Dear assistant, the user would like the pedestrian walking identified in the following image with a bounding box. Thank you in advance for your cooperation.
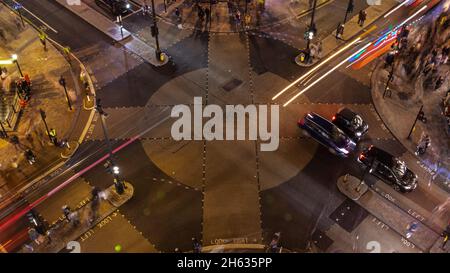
[142,0,150,15]
[175,7,181,22]
[14,16,23,31]
[435,76,444,90]
[68,210,80,227]
[441,224,450,250]
[406,222,419,238]
[198,6,205,21]
[49,128,58,146]
[62,205,71,222]
[205,7,210,24]
[38,31,47,51]
[358,10,367,27]
[415,134,430,156]
[0,28,7,42]
[268,232,281,253]
[192,237,202,253]
[235,10,242,29]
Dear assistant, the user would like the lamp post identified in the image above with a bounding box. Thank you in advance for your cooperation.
[14,3,25,28]
[59,76,73,110]
[343,0,354,24]
[11,54,23,77]
[306,0,317,52]
[39,109,52,143]
[407,105,424,140]
[96,99,125,194]
[150,0,162,62]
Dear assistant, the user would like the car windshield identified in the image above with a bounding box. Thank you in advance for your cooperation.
[331,127,348,146]
[392,159,407,178]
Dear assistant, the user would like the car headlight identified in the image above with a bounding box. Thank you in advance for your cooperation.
[338,148,349,154]
[126,3,131,9]
[356,132,362,137]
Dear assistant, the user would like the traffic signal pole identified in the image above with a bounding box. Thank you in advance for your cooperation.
[96,99,125,194]
[407,105,424,140]
[306,0,317,52]
[151,0,162,61]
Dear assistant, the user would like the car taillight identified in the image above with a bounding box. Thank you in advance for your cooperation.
[298,119,304,126]
[359,154,365,161]
[332,116,336,121]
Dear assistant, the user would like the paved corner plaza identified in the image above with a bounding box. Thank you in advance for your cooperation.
[0,0,449,254]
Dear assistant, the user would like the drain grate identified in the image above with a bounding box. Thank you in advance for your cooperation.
[222,78,243,92]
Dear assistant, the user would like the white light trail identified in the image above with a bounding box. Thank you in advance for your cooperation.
[272,37,362,100]
[283,43,372,107]
[384,0,411,18]
[398,5,428,27]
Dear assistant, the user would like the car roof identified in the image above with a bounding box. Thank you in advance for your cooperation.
[338,108,357,120]
[367,146,395,166]
[305,112,334,131]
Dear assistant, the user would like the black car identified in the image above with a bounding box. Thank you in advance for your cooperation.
[357,146,418,192]
[332,108,368,141]
[95,0,131,16]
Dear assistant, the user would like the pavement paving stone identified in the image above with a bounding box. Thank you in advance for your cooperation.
[141,138,204,189]
[54,0,131,41]
[75,43,144,89]
[147,69,208,106]
[86,106,172,141]
[82,140,203,252]
[208,33,252,105]
[203,140,262,246]
[35,176,93,226]
[70,211,158,253]
[0,5,90,204]
[258,138,318,191]
[355,188,441,251]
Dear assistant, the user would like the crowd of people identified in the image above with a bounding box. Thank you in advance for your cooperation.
[388,7,450,140]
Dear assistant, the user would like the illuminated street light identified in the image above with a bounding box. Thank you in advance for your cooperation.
[113,166,120,175]
[11,54,23,77]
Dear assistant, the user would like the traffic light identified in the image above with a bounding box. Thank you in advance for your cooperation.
[418,110,425,122]
[59,76,66,87]
[26,210,38,227]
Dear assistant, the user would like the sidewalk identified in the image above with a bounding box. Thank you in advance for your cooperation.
[296,0,398,67]
[0,6,77,199]
[338,179,442,252]
[372,61,450,194]
[20,182,133,253]
[133,0,330,33]
[0,3,96,212]
[54,0,169,67]
[370,1,450,194]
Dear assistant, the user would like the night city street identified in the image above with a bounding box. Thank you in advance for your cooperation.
[0,0,450,260]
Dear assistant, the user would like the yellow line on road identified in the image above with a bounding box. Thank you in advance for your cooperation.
[359,25,377,39]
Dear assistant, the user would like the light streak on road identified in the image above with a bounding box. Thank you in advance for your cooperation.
[283,43,371,107]
[0,114,170,233]
[11,0,58,33]
[272,38,362,100]
[384,0,412,18]
[398,4,428,27]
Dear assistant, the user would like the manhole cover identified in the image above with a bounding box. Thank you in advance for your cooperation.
[222,78,243,92]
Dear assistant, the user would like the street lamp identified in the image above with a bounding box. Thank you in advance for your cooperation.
[96,99,126,194]
[150,0,163,62]
[11,54,23,77]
